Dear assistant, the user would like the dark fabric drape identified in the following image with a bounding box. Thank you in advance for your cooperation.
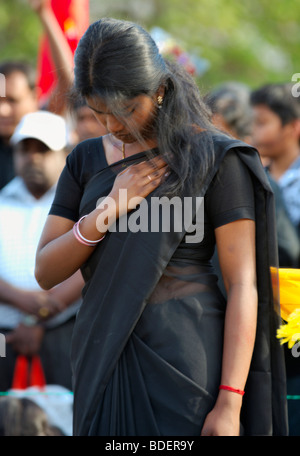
[70,133,288,436]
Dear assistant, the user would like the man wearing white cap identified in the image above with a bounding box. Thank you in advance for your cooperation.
[0,111,83,393]
[9,111,68,199]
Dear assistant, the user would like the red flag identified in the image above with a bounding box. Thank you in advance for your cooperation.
[36,0,89,105]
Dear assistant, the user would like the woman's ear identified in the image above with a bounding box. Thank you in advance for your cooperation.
[157,85,165,98]
[155,85,165,108]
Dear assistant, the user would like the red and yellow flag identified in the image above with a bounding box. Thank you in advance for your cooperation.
[36,0,89,105]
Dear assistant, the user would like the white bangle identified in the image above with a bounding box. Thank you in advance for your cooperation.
[73,215,105,247]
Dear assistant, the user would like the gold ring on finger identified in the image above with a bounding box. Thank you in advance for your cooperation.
[38,306,50,318]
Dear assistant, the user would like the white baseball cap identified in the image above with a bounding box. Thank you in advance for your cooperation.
[10,110,67,151]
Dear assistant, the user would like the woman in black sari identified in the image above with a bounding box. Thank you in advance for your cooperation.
[35,18,288,436]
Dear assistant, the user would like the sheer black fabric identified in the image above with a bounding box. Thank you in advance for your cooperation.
[49,133,288,436]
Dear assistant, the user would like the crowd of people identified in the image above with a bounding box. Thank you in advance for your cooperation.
[0,0,299,437]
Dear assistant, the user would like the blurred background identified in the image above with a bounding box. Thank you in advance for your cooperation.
[1,0,299,94]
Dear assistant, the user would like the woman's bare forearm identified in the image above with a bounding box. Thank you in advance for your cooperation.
[214,220,257,397]
[35,205,115,290]
[201,281,258,436]
[220,282,258,392]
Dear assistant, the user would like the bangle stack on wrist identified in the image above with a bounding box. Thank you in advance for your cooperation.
[73,215,105,247]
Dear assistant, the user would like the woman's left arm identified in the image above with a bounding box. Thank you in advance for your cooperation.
[201,218,258,436]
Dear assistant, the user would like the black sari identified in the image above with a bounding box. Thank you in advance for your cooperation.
[57,133,288,436]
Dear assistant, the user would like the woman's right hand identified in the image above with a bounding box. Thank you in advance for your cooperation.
[35,156,169,290]
[107,156,169,218]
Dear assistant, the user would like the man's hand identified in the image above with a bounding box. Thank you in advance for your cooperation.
[6,324,45,356]
[14,289,66,321]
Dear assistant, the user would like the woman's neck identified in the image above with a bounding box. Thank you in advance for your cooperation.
[103,134,157,165]
[109,134,156,155]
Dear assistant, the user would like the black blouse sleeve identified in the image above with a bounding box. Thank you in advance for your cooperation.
[205,149,255,228]
[49,137,107,222]
[49,149,83,222]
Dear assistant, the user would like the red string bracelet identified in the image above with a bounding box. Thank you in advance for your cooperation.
[219,385,245,396]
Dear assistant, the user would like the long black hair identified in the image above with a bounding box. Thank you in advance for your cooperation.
[73,18,218,197]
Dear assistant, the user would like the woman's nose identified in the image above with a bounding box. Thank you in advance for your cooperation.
[105,114,123,134]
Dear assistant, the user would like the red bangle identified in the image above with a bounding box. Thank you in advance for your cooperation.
[219,385,245,396]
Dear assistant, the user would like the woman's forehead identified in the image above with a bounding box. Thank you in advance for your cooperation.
[86,94,151,114]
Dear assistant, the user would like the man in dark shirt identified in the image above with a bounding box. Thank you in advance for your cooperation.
[0,61,39,189]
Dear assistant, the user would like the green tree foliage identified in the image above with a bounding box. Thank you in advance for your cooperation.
[1,0,299,92]
[152,0,300,91]
[0,0,42,66]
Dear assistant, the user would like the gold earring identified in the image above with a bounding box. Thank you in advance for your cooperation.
[157,95,163,108]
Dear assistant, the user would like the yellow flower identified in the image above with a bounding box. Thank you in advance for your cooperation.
[277,308,300,349]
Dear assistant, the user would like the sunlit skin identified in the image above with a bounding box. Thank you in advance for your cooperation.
[251,104,300,179]
[86,95,156,140]
[86,91,164,151]
[0,72,38,141]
